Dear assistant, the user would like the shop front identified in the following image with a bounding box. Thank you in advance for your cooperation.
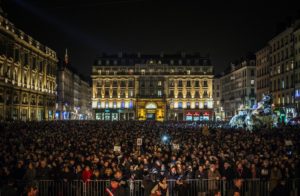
[184,110,213,121]
[95,109,134,120]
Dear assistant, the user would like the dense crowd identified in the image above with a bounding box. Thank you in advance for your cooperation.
[0,120,299,195]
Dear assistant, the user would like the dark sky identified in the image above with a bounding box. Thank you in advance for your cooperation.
[2,0,300,77]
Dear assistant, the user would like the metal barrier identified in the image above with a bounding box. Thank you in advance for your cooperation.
[0,179,299,196]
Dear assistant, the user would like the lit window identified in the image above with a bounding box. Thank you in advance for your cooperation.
[129,100,133,108]
[158,90,162,97]
[282,80,285,89]
[251,80,255,85]
[129,90,134,97]
[187,70,191,75]
[141,69,145,75]
[158,81,162,86]
[121,101,125,108]
[178,102,182,109]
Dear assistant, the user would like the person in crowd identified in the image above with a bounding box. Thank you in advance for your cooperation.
[23,162,36,183]
[150,176,169,196]
[82,165,93,183]
[228,178,243,196]
[105,178,126,196]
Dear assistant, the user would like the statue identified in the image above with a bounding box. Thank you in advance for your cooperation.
[229,94,277,131]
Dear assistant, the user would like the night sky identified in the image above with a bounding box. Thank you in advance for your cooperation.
[2,0,300,77]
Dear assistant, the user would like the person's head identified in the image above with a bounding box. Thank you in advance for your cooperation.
[105,168,113,176]
[234,178,243,189]
[94,169,100,177]
[224,162,230,169]
[40,160,47,168]
[28,162,34,169]
[198,165,204,172]
[114,170,122,179]
[210,164,216,172]
[110,179,119,189]
[63,166,69,173]
[237,163,243,170]
[26,184,38,196]
[84,166,90,171]
[76,165,82,172]
[171,166,176,174]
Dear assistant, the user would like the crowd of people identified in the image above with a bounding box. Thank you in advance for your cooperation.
[0,120,299,195]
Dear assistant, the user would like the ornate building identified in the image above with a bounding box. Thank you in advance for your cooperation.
[91,53,214,121]
[294,23,300,112]
[213,75,224,120]
[256,46,270,101]
[0,14,57,121]
[56,50,92,120]
[269,27,295,120]
[220,56,256,119]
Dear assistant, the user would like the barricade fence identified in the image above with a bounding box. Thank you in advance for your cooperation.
[0,178,299,196]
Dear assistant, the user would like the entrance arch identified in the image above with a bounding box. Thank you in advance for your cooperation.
[145,102,157,109]
[145,102,157,120]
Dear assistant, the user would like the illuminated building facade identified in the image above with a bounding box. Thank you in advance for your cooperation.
[56,50,92,120]
[213,76,224,120]
[255,46,270,101]
[256,20,300,121]
[0,14,57,121]
[91,53,214,121]
[294,26,300,111]
[269,27,295,119]
[220,56,256,119]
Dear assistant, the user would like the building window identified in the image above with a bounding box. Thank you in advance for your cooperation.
[178,92,183,98]
[129,100,133,108]
[204,102,208,109]
[186,80,191,87]
[121,101,125,108]
[187,102,190,109]
[158,81,162,86]
[203,80,208,87]
[158,90,162,97]
[169,90,174,98]
[178,102,182,109]
[178,80,183,87]
[195,102,199,108]
[141,69,145,75]
[251,80,255,85]
[187,70,191,75]
[113,101,117,108]
[195,81,199,87]
[129,90,134,97]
